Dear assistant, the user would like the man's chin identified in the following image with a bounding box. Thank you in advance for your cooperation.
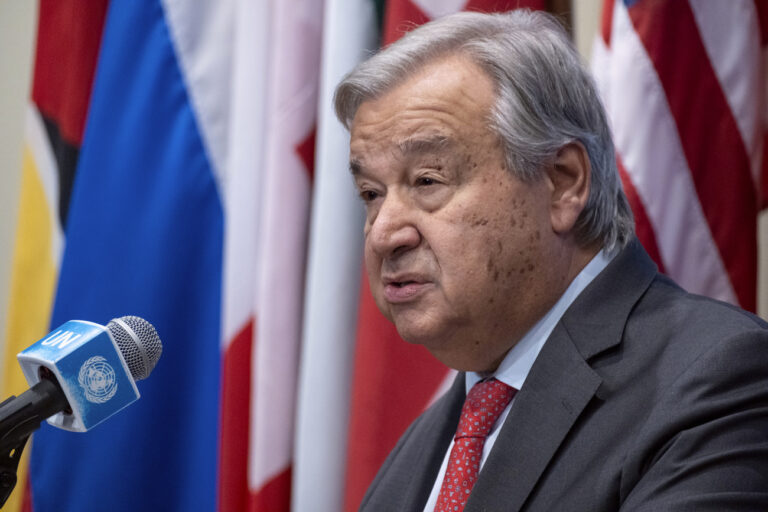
[393,322,441,348]
[394,323,505,372]
[393,322,455,357]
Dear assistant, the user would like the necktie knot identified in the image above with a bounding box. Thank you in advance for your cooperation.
[455,378,516,439]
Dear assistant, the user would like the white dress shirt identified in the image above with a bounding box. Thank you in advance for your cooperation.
[423,249,614,511]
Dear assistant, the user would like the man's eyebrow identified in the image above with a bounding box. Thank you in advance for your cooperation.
[348,135,453,176]
[397,135,452,156]
[349,159,362,176]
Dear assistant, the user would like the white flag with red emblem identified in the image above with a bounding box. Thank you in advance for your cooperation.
[220,1,323,510]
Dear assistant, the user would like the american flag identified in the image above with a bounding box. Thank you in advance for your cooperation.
[592,0,768,312]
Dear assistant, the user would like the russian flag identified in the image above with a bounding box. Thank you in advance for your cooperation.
[28,1,228,510]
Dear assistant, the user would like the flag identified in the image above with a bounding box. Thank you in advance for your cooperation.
[342,2,548,511]
[218,1,271,510]
[26,0,233,509]
[592,0,768,311]
[1,1,109,510]
[219,0,323,510]
[9,0,322,510]
[291,1,380,511]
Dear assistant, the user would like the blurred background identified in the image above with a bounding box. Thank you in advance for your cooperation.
[0,1,765,511]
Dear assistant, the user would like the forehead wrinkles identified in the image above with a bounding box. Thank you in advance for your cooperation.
[350,54,497,173]
[352,56,495,132]
[349,102,480,158]
[355,95,488,138]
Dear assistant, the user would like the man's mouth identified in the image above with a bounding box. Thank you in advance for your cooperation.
[382,277,431,303]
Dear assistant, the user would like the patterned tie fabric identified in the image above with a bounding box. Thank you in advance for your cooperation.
[434,378,517,512]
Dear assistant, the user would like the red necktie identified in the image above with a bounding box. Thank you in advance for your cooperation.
[434,378,517,512]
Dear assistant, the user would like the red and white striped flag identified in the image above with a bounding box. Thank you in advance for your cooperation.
[592,0,768,311]
[220,0,322,510]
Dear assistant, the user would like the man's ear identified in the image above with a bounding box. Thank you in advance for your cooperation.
[546,142,591,235]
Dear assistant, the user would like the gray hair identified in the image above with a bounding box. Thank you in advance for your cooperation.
[334,9,634,251]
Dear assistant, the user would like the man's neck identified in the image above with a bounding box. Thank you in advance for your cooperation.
[467,246,615,391]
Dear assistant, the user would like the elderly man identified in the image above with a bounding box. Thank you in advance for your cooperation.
[335,9,768,512]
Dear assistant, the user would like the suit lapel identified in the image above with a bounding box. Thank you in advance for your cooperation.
[397,373,466,512]
[465,240,657,511]
[466,324,602,511]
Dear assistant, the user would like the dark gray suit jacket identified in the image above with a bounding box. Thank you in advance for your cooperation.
[360,240,768,511]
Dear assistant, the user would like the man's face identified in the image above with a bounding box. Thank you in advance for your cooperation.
[349,54,569,371]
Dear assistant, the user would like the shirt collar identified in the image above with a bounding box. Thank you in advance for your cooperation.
[466,248,615,393]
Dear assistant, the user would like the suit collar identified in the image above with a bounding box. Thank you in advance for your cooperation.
[561,238,657,360]
[465,239,657,511]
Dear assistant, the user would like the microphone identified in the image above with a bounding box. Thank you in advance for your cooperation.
[0,316,162,506]
[0,316,162,447]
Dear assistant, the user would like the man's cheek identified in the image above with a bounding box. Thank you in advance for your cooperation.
[363,248,379,276]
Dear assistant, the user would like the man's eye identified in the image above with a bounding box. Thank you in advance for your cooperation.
[359,190,379,202]
[416,176,437,186]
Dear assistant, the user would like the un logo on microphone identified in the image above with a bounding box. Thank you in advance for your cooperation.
[78,355,118,403]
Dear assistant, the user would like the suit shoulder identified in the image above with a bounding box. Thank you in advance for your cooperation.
[632,274,768,344]
[593,273,768,402]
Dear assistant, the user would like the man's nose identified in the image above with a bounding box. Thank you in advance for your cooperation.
[367,192,421,258]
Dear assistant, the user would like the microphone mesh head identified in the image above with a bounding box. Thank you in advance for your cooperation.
[107,316,163,381]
